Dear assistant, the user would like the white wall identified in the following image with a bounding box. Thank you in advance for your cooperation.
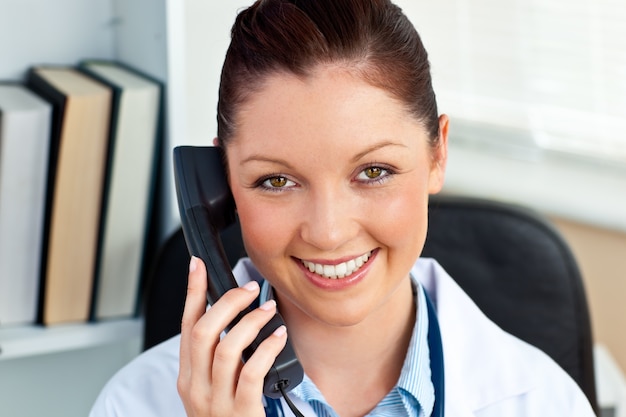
[0,0,116,79]
[160,0,252,238]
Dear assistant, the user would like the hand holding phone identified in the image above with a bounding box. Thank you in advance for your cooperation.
[179,254,290,417]
[173,146,304,399]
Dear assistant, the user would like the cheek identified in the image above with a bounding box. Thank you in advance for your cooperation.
[394,199,428,246]
[232,193,292,264]
[373,182,430,263]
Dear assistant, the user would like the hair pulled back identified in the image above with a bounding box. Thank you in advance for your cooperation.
[217,0,439,146]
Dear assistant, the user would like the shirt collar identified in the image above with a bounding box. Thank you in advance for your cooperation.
[260,277,435,416]
[399,277,435,416]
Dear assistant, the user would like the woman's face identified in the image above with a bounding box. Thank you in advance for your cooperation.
[224,67,448,328]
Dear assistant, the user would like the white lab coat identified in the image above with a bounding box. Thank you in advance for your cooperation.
[89,258,595,417]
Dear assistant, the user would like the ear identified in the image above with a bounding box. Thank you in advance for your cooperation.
[428,114,449,194]
[213,137,220,147]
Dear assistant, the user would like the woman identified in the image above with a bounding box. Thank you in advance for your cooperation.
[90,0,595,416]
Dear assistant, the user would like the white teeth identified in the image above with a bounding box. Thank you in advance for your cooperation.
[301,251,372,279]
[323,265,334,277]
[335,262,347,277]
[347,259,356,271]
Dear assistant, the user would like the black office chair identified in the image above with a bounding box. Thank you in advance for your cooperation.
[422,194,597,413]
[142,194,598,413]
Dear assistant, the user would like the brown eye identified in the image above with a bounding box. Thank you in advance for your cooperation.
[261,175,296,190]
[268,176,288,187]
[355,165,393,184]
[363,167,383,179]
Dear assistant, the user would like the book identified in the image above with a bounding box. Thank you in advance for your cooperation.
[26,66,112,325]
[0,83,52,326]
[78,60,163,320]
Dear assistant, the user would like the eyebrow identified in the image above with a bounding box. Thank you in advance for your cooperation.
[240,154,296,169]
[350,141,409,162]
[240,141,408,167]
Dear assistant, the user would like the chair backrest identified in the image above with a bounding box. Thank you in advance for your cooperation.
[142,194,597,412]
[142,220,245,350]
[422,194,598,412]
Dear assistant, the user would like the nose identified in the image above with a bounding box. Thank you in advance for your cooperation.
[299,185,359,252]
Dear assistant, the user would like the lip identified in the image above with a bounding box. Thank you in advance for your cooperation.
[294,248,379,290]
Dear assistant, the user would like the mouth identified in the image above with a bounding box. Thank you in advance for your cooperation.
[300,250,373,279]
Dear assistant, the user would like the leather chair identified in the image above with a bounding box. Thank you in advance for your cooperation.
[422,194,598,413]
[141,194,598,413]
[141,220,245,352]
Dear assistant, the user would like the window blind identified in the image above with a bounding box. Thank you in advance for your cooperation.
[408,0,626,164]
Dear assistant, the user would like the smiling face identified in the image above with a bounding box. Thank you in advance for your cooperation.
[224,66,447,329]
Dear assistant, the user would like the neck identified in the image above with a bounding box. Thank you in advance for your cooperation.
[277,277,416,411]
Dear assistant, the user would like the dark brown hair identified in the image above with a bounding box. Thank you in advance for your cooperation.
[217,0,439,146]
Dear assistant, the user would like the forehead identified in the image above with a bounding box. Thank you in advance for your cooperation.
[228,66,426,150]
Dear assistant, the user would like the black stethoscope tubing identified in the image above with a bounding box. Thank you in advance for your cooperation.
[425,290,445,417]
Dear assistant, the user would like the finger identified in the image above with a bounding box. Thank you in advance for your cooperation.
[188,280,261,394]
[179,256,208,382]
[236,325,289,407]
[210,299,278,399]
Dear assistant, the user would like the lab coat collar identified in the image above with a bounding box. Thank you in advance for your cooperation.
[414,258,538,416]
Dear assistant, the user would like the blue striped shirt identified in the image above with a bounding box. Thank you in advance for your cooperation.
[261,278,434,417]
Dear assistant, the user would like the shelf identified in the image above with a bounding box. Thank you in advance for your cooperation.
[0,318,143,361]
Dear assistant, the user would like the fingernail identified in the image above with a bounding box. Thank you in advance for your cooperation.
[273,325,287,337]
[242,281,259,292]
[189,256,197,273]
[259,299,276,311]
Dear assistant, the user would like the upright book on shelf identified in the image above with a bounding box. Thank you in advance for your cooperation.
[78,60,163,320]
[0,83,52,326]
[27,66,112,325]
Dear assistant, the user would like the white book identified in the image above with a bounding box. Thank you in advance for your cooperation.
[79,61,162,320]
[0,84,52,326]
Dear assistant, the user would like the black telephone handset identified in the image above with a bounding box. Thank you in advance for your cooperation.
[173,146,304,399]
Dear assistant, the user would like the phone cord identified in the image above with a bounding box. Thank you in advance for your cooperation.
[278,383,306,417]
